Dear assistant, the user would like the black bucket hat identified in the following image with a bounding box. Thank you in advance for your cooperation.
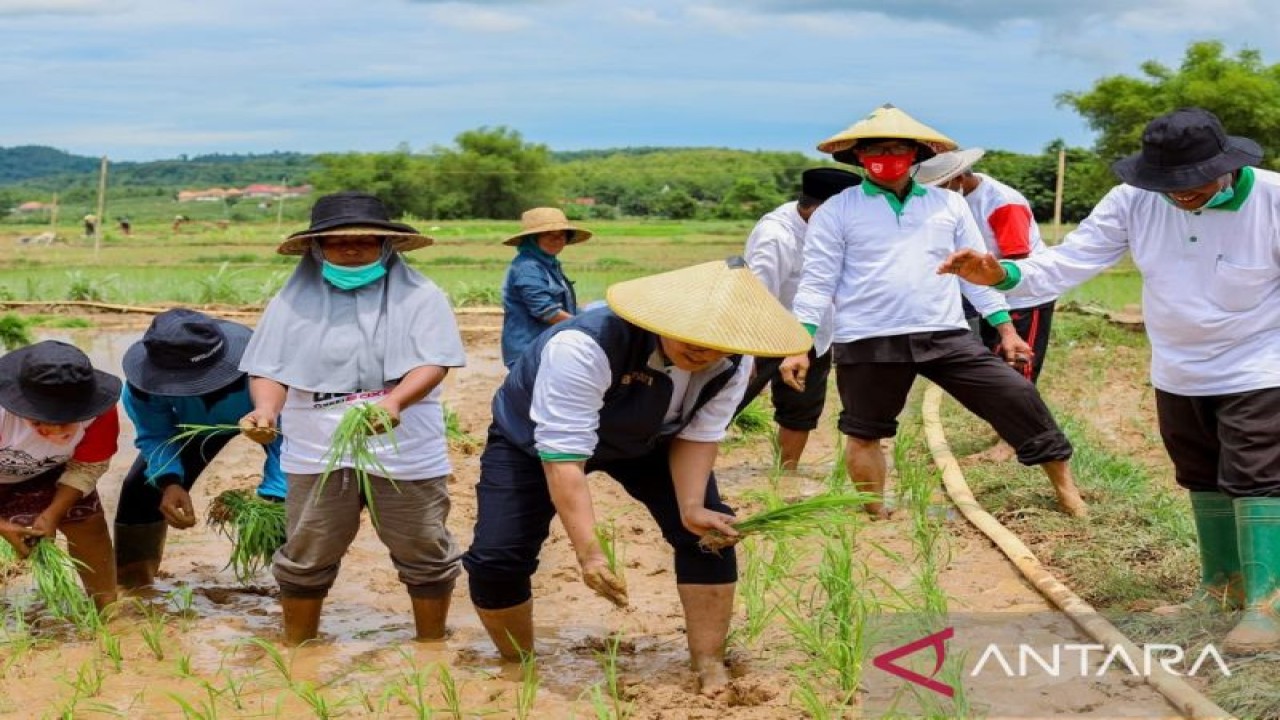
[0,340,122,424]
[1112,108,1263,192]
[277,191,434,255]
[123,309,252,395]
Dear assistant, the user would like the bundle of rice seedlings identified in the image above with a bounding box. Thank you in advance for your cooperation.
[593,519,627,605]
[443,404,482,454]
[207,489,287,582]
[731,396,773,436]
[319,403,399,526]
[699,492,878,552]
[0,539,21,580]
[27,539,99,630]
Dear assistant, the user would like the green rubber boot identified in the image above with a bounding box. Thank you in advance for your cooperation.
[1222,498,1280,654]
[1154,492,1242,614]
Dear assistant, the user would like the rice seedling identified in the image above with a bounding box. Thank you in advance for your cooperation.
[436,664,463,720]
[176,653,194,678]
[734,535,796,648]
[292,680,340,719]
[167,583,197,619]
[195,262,245,304]
[98,626,123,672]
[27,538,99,631]
[731,396,773,436]
[593,518,626,597]
[65,658,105,699]
[0,313,32,350]
[207,489,286,582]
[168,691,221,720]
[319,402,399,527]
[698,491,876,552]
[0,538,22,579]
[595,632,631,720]
[141,622,166,660]
[449,281,502,307]
[442,403,481,454]
[515,649,538,720]
[380,650,434,719]
[64,270,116,301]
[246,637,294,683]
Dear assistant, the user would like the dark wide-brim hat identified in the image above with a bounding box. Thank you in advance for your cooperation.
[0,340,122,424]
[1112,107,1263,192]
[123,309,252,395]
[278,191,434,255]
[801,167,862,201]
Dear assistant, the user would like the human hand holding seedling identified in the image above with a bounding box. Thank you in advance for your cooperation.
[369,399,402,434]
[580,553,628,609]
[160,485,197,529]
[239,410,279,445]
[0,519,32,558]
[680,506,739,543]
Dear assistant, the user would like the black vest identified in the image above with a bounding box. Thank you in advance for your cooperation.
[492,308,742,461]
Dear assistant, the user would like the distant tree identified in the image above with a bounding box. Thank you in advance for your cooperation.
[430,127,556,219]
[653,187,699,219]
[313,145,432,217]
[1059,40,1280,169]
[714,177,783,219]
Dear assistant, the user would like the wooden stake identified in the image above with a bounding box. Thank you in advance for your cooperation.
[49,192,59,231]
[94,156,108,257]
[275,176,287,232]
[1052,147,1066,242]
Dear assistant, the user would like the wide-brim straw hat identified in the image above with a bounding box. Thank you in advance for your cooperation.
[277,191,434,255]
[605,257,813,357]
[503,207,593,246]
[1112,107,1263,192]
[915,148,987,186]
[817,104,957,166]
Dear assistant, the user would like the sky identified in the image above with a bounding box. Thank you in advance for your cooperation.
[1,0,1277,161]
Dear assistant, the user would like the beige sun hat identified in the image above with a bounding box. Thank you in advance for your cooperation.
[915,148,986,186]
[817,103,957,166]
[503,207,593,247]
[606,257,813,357]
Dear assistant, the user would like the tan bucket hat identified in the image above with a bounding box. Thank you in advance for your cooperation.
[503,207,594,247]
[817,104,957,165]
[278,226,432,256]
[915,148,986,186]
[606,257,813,357]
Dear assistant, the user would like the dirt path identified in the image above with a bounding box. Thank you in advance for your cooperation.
[0,315,1180,718]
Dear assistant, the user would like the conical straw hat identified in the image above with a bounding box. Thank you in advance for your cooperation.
[606,257,813,357]
[817,104,957,164]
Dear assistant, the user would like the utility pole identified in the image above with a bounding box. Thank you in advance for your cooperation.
[49,192,59,231]
[275,176,287,232]
[1052,147,1066,242]
[94,156,108,257]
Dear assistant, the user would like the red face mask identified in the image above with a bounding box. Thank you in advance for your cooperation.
[858,153,916,183]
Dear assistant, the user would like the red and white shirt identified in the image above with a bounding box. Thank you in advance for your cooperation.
[964,173,1056,309]
[0,407,119,485]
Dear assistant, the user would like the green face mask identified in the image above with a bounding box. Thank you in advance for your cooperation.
[321,259,387,290]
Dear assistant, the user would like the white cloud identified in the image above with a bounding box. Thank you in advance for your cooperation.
[420,2,533,31]
[7,126,289,153]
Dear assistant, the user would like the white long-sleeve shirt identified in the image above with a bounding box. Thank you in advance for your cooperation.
[793,181,1009,342]
[1009,167,1280,396]
[529,330,752,458]
[742,201,834,355]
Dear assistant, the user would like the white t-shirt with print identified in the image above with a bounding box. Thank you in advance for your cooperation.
[280,385,451,480]
[0,408,117,484]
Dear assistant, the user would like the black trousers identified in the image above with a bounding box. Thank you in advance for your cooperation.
[1156,387,1280,497]
[979,301,1056,384]
[114,431,235,525]
[733,348,833,431]
[463,428,737,610]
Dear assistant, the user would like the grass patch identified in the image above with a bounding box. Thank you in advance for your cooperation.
[0,313,33,350]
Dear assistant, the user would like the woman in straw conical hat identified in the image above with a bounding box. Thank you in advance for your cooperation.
[463,257,810,696]
[791,104,1086,519]
[500,207,593,368]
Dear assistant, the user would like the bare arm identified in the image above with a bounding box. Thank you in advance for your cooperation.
[545,459,627,606]
[669,438,738,538]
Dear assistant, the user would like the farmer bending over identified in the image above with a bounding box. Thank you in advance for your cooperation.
[115,309,285,589]
[239,192,466,645]
[0,341,121,611]
[463,257,810,696]
[940,108,1280,655]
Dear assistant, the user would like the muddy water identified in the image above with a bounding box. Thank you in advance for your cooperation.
[2,323,1182,719]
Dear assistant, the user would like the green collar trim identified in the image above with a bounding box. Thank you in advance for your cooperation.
[862,179,927,216]
[1211,166,1255,212]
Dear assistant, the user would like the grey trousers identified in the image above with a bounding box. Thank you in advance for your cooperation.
[272,470,461,598]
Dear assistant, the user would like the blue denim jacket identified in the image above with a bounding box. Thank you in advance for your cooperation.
[501,251,578,367]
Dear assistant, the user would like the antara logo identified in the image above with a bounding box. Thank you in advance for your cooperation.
[872,627,955,698]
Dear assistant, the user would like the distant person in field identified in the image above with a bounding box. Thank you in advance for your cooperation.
[940,107,1280,655]
[735,167,862,472]
[464,258,810,696]
[115,309,285,589]
[0,341,121,611]
[239,192,466,645]
[500,207,590,368]
[82,214,98,238]
[117,216,132,236]
[792,103,1085,518]
[917,149,1060,386]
